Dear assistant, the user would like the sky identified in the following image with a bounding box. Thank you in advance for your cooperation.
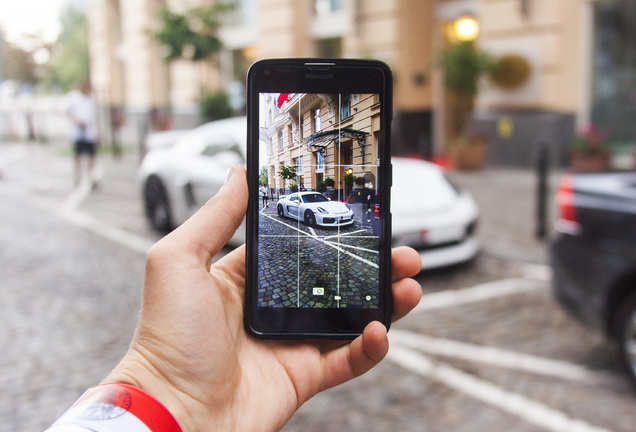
[0,0,68,49]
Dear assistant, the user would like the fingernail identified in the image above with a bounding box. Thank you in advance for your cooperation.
[224,166,234,185]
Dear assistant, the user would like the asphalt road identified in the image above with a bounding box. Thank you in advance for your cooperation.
[2,141,636,432]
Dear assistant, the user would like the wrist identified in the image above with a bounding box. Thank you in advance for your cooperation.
[103,354,195,431]
[48,383,182,432]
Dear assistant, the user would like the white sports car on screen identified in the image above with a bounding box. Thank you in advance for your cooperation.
[277,192,354,228]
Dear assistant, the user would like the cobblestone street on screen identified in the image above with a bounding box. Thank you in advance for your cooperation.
[257,204,380,308]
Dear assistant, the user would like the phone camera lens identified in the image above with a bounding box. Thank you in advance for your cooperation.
[264,68,271,76]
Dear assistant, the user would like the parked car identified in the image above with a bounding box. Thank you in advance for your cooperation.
[550,171,636,387]
[139,117,246,244]
[391,157,479,270]
[277,191,354,227]
[140,117,480,268]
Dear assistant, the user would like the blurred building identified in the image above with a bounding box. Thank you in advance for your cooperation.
[87,0,635,168]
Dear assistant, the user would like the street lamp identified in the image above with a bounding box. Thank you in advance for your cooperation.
[453,15,479,42]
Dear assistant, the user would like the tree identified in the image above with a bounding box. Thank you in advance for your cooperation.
[199,91,234,122]
[278,164,297,190]
[153,3,236,120]
[438,41,491,138]
[259,166,268,186]
[45,5,90,91]
[153,3,235,62]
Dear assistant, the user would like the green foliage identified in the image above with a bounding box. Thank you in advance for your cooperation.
[316,181,327,193]
[45,5,90,91]
[344,172,356,188]
[259,166,269,186]
[278,164,298,182]
[324,177,335,187]
[154,3,235,62]
[439,41,491,96]
[199,91,234,121]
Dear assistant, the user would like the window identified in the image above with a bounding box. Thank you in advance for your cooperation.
[340,95,352,120]
[313,108,322,132]
[287,125,293,147]
[295,156,304,187]
[314,0,342,15]
[278,131,284,151]
[315,151,324,173]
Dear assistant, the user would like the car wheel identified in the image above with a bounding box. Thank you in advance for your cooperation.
[304,210,316,227]
[144,176,172,231]
[277,204,285,218]
[615,292,636,388]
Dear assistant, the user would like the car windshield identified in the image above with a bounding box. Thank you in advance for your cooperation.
[301,193,329,203]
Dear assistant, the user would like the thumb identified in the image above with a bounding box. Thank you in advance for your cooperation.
[168,164,248,265]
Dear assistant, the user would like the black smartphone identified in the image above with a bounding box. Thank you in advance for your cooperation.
[245,58,393,339]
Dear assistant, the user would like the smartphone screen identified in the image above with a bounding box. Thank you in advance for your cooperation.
[245,59,392,338]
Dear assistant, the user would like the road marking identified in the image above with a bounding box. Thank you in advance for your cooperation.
[412,277,545,313]
[59,207,155,255]
[63,180,92,210]
[323,229,368,239]
[260,212,379,268]
[1,181,156,255]
[389,329,595,381]
[325,240,379,254]
[386,346,611,432]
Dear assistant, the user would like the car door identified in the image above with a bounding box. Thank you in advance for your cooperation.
[287,195,301,219]
[187,136,245,208]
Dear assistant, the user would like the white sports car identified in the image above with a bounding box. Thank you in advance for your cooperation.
[276,192,354,228]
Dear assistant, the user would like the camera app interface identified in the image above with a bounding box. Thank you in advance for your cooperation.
[257,92,383,309]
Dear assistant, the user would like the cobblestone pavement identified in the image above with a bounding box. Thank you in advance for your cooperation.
[257,204,379,308]
[2,141,636,432]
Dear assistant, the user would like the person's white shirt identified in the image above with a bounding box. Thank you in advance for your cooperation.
[65,89,98,142]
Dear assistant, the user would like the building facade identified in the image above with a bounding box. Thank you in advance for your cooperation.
[87,0,636,168]
[261,92,380,199]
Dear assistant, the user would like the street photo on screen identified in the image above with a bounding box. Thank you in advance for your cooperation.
[257,93,383,308]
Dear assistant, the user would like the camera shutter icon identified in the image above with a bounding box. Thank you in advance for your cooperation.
[313,287,325,296]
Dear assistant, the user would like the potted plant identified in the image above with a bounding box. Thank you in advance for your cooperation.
[439,41,492,169]
[570,124,610,172]
[344,172,356,203]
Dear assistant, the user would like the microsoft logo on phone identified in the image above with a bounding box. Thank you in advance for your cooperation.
[306,72,334,80]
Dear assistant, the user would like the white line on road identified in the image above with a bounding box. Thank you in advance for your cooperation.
[1,181,156,255]
[412,277,545,313]
[324,240,379,255]
[386,345,612,432]
[260,212,378,268]
[389,329,595,381]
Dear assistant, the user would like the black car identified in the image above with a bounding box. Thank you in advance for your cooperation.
[550,171,636,386]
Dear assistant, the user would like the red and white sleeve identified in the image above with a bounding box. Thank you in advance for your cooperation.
[45,383,182,432]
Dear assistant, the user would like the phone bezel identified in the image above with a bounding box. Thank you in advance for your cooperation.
[245,59,393,339]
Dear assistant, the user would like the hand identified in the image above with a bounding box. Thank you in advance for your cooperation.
[104,165,422,431]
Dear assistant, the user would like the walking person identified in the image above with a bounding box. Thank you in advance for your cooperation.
[65,80,99,188]
[260,183,269,208]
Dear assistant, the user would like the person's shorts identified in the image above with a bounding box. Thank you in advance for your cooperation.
[74,139,97,156]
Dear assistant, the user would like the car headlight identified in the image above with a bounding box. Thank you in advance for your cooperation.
[316,206,329,214]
